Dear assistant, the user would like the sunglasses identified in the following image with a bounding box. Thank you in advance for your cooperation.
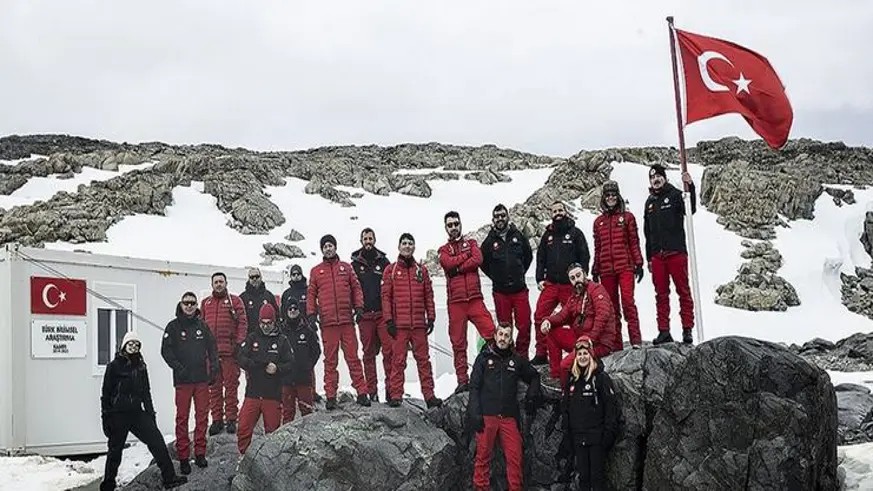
[290,272,302,276]
[249,275,261,280]
[493,212,507,219]
[446,221,461,228]
[604,192,618,198]
[181,300,197,306]
[126,341,141,349]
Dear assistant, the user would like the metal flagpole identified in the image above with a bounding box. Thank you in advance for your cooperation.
[666,16,706,343]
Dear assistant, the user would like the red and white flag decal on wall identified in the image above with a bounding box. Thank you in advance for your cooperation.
[30,276,87,316]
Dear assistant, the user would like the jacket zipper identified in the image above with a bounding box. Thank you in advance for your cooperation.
[329,261,340,324]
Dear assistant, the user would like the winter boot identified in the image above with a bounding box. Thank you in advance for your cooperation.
[208,420,224,436]
[454,383,469,395]
[195,455,208,468]
[631,343,642,350]
[314,392,324,403]
[225,420,237,434]
[99,480,116,491]
[530,354,548,366]
[179,460,191,475]
[682,328,694,344]
[388,399,402,407]
[426,397,443,409]
[369,392,379,403]
[653,331,674,345]
[325,398,338,410]
[356,394,372,407]
[162,475,188,489]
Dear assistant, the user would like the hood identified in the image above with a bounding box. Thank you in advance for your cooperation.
[600,181,627,213]
[175,303,202,321]
[351,247,387,265]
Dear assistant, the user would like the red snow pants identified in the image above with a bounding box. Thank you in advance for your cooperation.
[282,384,314,424]
[600,271,642,346]
[209,356,240,423]
[493,290,533,357]
[359,312,393,396]
[237,397,281,455]
[321,323,368,398]
[651,252,695,331]
[533,283,575,358]
[473,415,524,491]
[174,383,209,460]
[388,328,436,401]
[448,298,496,385]
[546,327,581,379]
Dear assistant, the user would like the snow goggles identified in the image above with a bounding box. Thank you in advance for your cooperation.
[575,336,593,351]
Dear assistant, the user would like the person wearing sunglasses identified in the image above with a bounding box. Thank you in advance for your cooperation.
[160,292,220,475]
[240,267,280,337]
[280,264,321,403]
[591,180,645,350]
[280,298,321,423]
[100,331,188,490]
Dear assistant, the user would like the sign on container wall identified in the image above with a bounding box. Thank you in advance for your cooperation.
[31,319,87,359]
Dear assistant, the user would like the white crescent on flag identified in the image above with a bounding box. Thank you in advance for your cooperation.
[42,283,59,308]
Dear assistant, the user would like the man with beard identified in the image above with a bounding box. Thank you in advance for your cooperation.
[481,204,534,359]
[200,272,247,436]
[466,323,542,491]
[540,263,617,384]
[381,233,442,409]
[161,292,219,474]
[351,228,393,402]
[532,201,590,366]
[280,263,320,402]
[240,267,279,337]
[307,234,371,409]
[280,298,321,423]
[643,164,697,345]
[592,180,645,349]
[439,211,497,394]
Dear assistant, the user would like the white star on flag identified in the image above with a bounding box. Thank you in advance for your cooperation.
[733,73,751,95]
[59,291,67,302]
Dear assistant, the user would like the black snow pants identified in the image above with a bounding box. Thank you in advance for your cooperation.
[101,409,175,491]
[574,443,607,491]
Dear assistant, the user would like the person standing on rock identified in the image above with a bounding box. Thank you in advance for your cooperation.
[100,331,188,491]
[160,292,220,475]
[381,232,443,409]
[481,204,534,358]
[240,267,279,337]
[280,263,321,403]
[533,201,590,367]
[236,304,295,455]
[351,227,393,402]
[201,272,248,436]
[592,180,645,349]
[281,297,321,423]
[555,336,620,491]
[307,234,372,409]
[438,211,497,394]
[540,263,618,384]
[643,164,697,345]
[466,323,542,491]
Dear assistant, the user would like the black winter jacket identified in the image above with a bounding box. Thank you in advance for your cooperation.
[643,182,697,260]
[281,279,309,323]
[240,283,279,336]
[281,315,321,387]
[468,344,541,422]
[561,364,620,448]
[481,224,533,294]
[101,352,156,416]
[161,304,219,386]
[236,329,294,401]
[535,219,590,284]
[351,247,391,313]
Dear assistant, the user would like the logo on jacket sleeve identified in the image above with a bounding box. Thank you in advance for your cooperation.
[300,334,305,340]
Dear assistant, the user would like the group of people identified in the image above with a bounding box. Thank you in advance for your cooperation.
[98,164,697,490]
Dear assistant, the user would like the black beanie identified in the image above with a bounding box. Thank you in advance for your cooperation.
[650,164,667,178]
[320,234,337,250]
[399,232,415,245]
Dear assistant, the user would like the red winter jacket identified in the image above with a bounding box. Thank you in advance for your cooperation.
[381,256,435,330]
[438,238,484,304]
[200,292,248,357]
[306,257,364,328]
[592,210,644,276]
[547,281,618,354]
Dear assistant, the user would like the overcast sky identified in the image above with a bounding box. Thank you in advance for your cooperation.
[1,1,871,157]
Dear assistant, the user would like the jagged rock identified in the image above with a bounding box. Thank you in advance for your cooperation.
[121,433,239,491]
[644,336,838,491]
[285,229,305,242]
[231,401,457,491]
[304,178,356,207]
[824,186,856,206]
[464,169,511,185]
[0,174,27,194]
[860,211,873,260]
[227,193,285,234]
[391,176,432,198]
[790,332,873,372]
[840,267,873,321]
[715,240,800,311]
[262,242,305,259]
[835,383,873,445]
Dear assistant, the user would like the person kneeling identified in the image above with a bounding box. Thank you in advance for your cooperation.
[467,323,542,491]
[236,304,294,455]
[556,336,620,491]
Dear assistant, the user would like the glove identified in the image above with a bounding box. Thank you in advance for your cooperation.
[467,414,485,434]
[524,397,538,416]
[386,320,397,339]
[635,265,644,283]
[426,320,434,336]
[592,273,600,283]
[102,415,111,438]
[308,316,319,331]
[354,308,363,324]
[446,268,460,278]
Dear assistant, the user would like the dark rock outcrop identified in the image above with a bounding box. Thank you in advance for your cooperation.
[121,433,239,491]
[791,332,873,372]
[860,211,873,260]
[835,383,873,445]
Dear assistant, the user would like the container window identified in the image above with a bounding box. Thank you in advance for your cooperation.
[97,308,112,365]
[115,309,129,352]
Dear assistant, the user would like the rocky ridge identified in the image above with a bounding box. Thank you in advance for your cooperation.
[714,240,800,311]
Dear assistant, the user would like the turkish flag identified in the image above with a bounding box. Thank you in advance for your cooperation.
[30,276,88,316]
[675,28,793,149]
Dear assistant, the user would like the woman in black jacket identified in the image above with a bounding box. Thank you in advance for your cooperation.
[100,331,187,491]
[556,336,620,491]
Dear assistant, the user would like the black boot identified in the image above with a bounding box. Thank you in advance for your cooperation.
[388,399,402,407]
[683,328,694,344]
[369,392,379,403]
[426,397,443,409]
[454,383,469,395]
[179,460,191,475]
[357,394,372,407]
[326,398,338,410]
[208,420,224,436]
[530,354,548,366]
[195,455,208,468]
[162,475,188,489]
[225,420,237,434]
[653,331,674,345]
[314,392,324,403]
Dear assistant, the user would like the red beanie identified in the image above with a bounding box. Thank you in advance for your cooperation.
[259,303,276,322]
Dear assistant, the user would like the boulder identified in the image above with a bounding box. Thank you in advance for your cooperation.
[262,242,306,260]
[790,331,873,372]
[644,336,838,491]
[464,169,512,185]
[824,186,856,206]
[835,383,873,445]
[227,193,285,235]
[860,211,873,260]
[715,240,800,311]
[121,433,239,491]
[284,229,305,242]
[841,267,873,321]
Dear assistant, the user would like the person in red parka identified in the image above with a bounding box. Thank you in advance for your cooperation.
[540,263,618,384]
[592,180,645,349]
[307,234,371,410]
[200,272,247,436]
[438,211,497,394]
[381,233,443,409]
